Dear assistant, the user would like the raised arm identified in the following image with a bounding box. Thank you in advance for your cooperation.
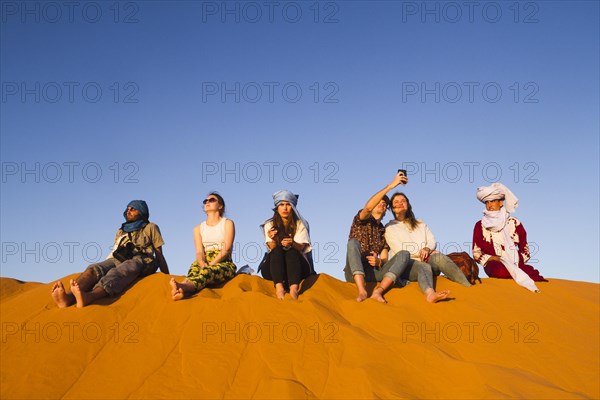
[358,173,407,220]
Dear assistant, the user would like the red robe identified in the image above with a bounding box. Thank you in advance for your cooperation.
[472,218,546,281]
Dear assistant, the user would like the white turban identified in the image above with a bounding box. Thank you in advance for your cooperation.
[476,182,519,213]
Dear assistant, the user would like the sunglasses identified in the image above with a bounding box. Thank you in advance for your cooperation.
[203,198,218,205]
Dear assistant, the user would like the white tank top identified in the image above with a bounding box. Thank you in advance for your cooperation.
[200,218,227,251]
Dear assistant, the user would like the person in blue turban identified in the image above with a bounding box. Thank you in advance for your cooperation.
[50,200,169,308]
[260,190,314,300]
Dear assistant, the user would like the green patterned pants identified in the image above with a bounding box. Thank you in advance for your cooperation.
[186,249,236,291]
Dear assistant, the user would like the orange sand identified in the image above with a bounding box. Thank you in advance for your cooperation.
[1,274,598,399]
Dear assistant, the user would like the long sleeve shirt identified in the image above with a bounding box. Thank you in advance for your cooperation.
[384,219,436,260]
[472,217,531,267]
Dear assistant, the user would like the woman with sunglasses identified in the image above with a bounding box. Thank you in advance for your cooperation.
[260,190,314,300]
[170,192,236,300]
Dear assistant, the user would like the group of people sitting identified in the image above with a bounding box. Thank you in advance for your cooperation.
[50,174,546,308]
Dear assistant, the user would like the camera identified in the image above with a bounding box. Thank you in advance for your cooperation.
[112,241,136,262]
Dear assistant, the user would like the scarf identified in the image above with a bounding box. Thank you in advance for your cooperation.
[261,190,310,234]
[480,208,539,293]
[121,200,149,233]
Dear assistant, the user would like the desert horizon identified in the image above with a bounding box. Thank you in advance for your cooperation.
[2,272,598,399]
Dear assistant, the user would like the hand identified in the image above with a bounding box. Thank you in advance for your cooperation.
[281,237,293,248]
[366,251,380,267]
[390,172,408,189]
[419,247,431,262]
[198,260,208,268]
[268,227,278,240]
[399,174,408,185]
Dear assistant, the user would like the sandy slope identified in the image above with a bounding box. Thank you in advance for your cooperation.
[1,273,598,399]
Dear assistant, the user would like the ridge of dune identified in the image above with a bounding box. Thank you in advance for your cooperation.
[1,273,598,399]
[0,278,43,302]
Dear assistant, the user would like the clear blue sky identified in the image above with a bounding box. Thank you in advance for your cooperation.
[1,1,598,284]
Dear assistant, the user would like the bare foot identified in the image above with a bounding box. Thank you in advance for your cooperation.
[356,290,368,302]
[51,281,71,308]
[170,278,186,301]
[426,289,450,303]
[275,287,286,300]
[370,287,387,303]
[289,286,299,300]
[172,288,185,301]
[169,278,178,296]
[70,279,87,308]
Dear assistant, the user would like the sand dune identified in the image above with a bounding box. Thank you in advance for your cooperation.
[1,273,598,399]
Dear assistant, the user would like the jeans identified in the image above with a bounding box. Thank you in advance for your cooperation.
[427,253,472,287]
[399,259,434,293]
[343,239,411,283]
[87,256,147,296]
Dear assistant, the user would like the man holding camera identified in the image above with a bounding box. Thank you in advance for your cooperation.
[51,200,169,308]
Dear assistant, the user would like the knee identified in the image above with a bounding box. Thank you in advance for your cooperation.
[397,250,410,262]
[285,248,302,262]
[347,238,360,251]
[346,239,360,254]
[420,263,433,274]
[83,265,95,274]
[83,264,101,279]
[484,262,510,278]
[270,246,284,257]
[428,253,442,263]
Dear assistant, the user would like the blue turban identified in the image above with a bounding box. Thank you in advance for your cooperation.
[273,190,298,208]
[121,200,150,232]
[262,190,309,234]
